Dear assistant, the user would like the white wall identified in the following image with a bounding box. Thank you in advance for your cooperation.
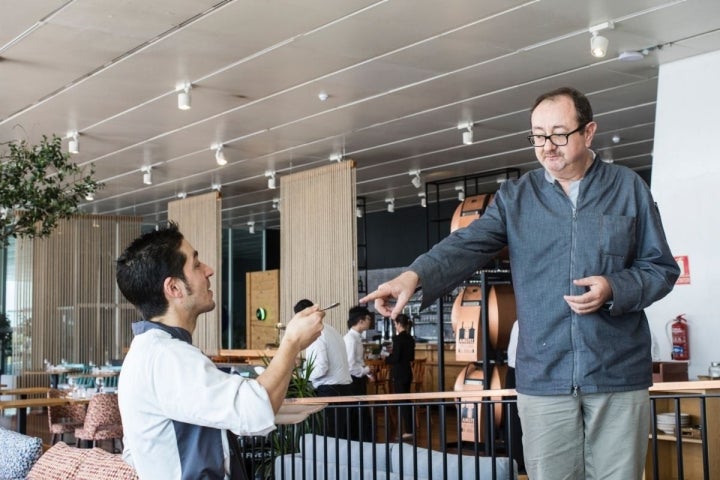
[646,49,720,379]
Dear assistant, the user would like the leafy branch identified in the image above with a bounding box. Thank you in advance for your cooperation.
[0,134,102,245]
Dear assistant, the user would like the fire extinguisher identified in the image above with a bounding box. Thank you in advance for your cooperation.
[669,314,690,361]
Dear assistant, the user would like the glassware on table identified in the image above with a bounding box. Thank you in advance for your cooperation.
[67,376,76,396]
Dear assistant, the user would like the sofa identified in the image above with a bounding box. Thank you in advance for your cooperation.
[274,434,517,480]
[26,442,138,480]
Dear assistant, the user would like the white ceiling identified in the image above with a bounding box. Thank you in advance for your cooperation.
[2,0,719,230]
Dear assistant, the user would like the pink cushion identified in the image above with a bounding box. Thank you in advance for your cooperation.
[27,442,87,479]
[76,448,138,480]
[27,442,137,480]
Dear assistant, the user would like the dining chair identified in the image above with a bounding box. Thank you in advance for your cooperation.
[47,389,86,445]
[411,358,427,393]
[368,364,390,395]
[74,393,123,452]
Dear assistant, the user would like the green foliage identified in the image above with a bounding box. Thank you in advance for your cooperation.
[0,135,103,245]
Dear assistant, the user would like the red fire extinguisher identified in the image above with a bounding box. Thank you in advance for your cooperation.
[670,314,689,361]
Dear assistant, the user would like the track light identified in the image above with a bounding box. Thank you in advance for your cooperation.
[141,166,152,185]
[418,192,426,208]
[409,169,422,189]
[265,170,276,189]
[247,221,255,234]
[318,91,329,102]
[211,183,221,192]
[177,84,191,110]
[67,131,79,154]
[589,21,613,58]
[85,192,94,201]
[177,192,187,199]
[457,121,474,145]
[590,32,609,58]
[272,198,280,211]
[455,185,465,202]
[356,206,363,218]
[385,198,395,213]
[329,152,343,162]
[212,144,227,166]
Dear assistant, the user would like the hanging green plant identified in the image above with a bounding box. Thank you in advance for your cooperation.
[0,134,102,245]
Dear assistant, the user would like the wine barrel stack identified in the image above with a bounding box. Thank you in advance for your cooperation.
[449,194,517,445]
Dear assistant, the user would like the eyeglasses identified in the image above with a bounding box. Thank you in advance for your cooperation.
[527,123,587,147]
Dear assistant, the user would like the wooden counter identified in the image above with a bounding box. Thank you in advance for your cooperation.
[645,381,720,480]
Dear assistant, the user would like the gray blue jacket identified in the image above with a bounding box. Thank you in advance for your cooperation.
[410,157,679,395]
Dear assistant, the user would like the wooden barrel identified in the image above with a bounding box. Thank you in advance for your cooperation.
[450,194,494,232]
[451,285,516,356]
[454,363,508,441]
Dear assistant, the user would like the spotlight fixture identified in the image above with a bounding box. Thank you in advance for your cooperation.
[265,170,277,189]
[85,192,94,201]
[457,121,474,145]
[212,144,227,166]
[455,185,465,202]
[177,84,192,110]
[356,206,363,218]
[328,152,343,162]
[247,221,255,234]
[418,192,427,208]
[318,91,329,102]
[272,198,280,211]
[409,169,422,189]
[589,21,613,58]
[177,192,187,199]
[385,197,395,213]
[612,134,621,144]
[211,183,222,192]
[67,131,79,154]
[141,166,152,186]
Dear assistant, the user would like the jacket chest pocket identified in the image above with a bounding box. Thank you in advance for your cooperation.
[600,214,636,257]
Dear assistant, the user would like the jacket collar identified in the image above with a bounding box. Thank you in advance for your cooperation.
[131,319,193,344]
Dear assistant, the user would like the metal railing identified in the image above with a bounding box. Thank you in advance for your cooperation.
[237,385,719,480]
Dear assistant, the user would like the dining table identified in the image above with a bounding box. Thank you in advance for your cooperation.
[0,388,89,434]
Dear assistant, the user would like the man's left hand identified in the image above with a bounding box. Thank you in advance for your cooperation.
[563,276,612,314]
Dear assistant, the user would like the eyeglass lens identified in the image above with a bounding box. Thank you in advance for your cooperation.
[527,124,586,147]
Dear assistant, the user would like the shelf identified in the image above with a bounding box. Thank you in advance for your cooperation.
[652,433,703,444]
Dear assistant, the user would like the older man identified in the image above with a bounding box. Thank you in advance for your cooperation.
[362,87,679,480]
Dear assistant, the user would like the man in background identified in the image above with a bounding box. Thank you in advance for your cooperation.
[116,223,323,479]
[294,298,352,437]
[343,305,375,441]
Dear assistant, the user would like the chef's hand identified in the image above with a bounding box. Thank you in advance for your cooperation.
[360,271,419,319]
[563,276,612,314]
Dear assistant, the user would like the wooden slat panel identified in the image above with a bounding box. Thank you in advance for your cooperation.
[168,191,222,355]
[10,215,141,386]
[279,161,357,334]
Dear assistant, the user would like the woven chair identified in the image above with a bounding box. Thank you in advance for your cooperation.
[47,389,86,445]
[75,393,123,452]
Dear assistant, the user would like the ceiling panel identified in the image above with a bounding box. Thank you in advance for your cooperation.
[1,0,719,226]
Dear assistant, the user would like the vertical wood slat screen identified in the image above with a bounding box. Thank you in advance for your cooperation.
[280,161,357,334]
[12,215,141,387]
[168,191,221,355]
